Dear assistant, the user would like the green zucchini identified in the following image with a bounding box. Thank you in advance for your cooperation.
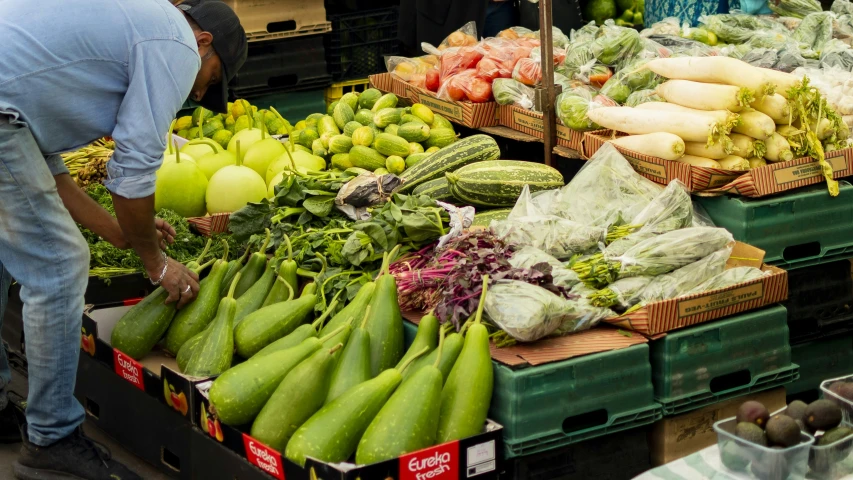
[234,293,318,358]
[365,249,404,376]
[437,276,493,442]
[233,229,271,299]
[445,160,564,208]
[325,306,372,405]
[250,343,341,451]
[183,274,240,377]
[398,134,499,193]
[209,337,322,426]
[319,282,375,337]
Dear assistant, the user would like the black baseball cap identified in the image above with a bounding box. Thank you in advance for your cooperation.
[177,0,248,113]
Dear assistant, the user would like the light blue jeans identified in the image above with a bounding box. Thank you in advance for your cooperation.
[0,116,88,446]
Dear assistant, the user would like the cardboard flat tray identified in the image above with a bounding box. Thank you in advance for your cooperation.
[583,129,853,197]
[221,0,331,42]
[187,213,230,236]
[497,104,585,152]
[369,73,499,128]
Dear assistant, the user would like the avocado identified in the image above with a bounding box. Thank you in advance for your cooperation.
[787,400,808,424]
[805,400,843,431]
[833,382,853,401]
[737,401,770,428]
[818,426,853,445]
[736,422,767,446]
[766,414,801,448]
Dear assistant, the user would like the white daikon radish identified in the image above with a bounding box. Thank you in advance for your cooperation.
[609,133,685,160]
[764,132,794,162]
[751,94,794,124]
[732,110,776,140]
[587,107,728,144]
[678,155,722,168]
[748,157,767,169]
[718,155,750,171]
[684,141,733,159]
[645,57,775,97]
[757,68,803,99]
[635,102,740,131]
[730,133,766,158]
[656,80,753,112]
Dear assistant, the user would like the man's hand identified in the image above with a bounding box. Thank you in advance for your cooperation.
[154,257,200,309]
[154,219,176,250]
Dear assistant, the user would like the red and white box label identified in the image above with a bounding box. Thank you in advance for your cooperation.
[113,350,144,391]
[400,440,459,480]
[243,434,285,480]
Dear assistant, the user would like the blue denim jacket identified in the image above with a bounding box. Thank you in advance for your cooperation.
[0,0,201,199]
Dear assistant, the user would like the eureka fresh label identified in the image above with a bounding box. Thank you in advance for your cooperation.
[400,441,459,480]
[113,350,143,391]
[466,440,496,477]
[242,435,284,480]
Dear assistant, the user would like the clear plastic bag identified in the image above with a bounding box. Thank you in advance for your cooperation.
[476,39,519,82]
[386,55,439,82]
[591,24,643,65]
[820,39,853,69]
[639,248,730,302]
[497,26,534,40]
[508,246,581,289]
[612,227,734,278]
[435,21,479,51]
[436,69,493,103]
[607,180,694,245]
[492,78,536,109]
[599,58,663,104]
[832,0,853,15]
[512,57,542,86]
[640,18,683,37]
[571,21,600,43]
[588,275,654,309]
[699,13,787,43]
[792,11,835,50]
[625,89,664,107]
[491,215,606,260]
[768,0,822,19]
[555,86,617,131]
[686,266,768,294]
[774,43,819,72]
[438,44,485,83]
[741,48,780,68]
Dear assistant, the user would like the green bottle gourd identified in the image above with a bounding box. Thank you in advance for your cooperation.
[250,343,343,451]
[234,292,318,358]
[284,347,427,467]
[325,307,372,405]
[319,282,375,337]
[111,257,214,360]
[232,257,280,328]
[252,299,338,358]
[357,335,444,463]
[365,248,404,375]
[183,273,240,377]
[219,244,250,298]
[261,234,298,308]
[437,275,494,443]
[232,228,271,299]
[402,325,464,385]
[164,240,230,354]
[208,328,343,426]
[396,311,438,369]
[176,327,206,373]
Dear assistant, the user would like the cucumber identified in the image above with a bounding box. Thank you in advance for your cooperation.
[176,327,206,373]
[354,109,374,126]
[339,92,360,112]
[371,93,399,112]
[398,123,431,143]
[285,369,401,466]
[184,274,240,377]
[405,152,430,169]
[232,258,278,328]
[343,120,362,137]
[352,126,374,147]
[375,133,410,158]
[423,128,459,149]
[358,88,382,110]
[319,282,375,337]
[164,246,229,354]
[250,344,340,451]
[431,114,454,131]
[333,102,355,130]
[409,142,425,155]
[329,135,353,154]
[412,103,435,124]
[386,155,406,175]
[233,229,271,299]
[384,124,400,137]
[400,114,425,125]
[325,307,372,405]
[208,338,322,426]
[356,355,442,463]
[311,138,327,158]
[365,250,404,376]
[297,129,319,149]
[446,160,564,208]
[399,134,499,193]
[326,101,338,115]
[234,294,318,358]
[331,153,353,170]
[437,276,494,442]
[317,115,340,136]
[403,328,464,385]
[396,313,438,368]
[349,146,387,171]
[373,108,402,128]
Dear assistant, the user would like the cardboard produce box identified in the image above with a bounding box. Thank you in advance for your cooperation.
[649,387,787,466]
[583,130,853,197]
[497,104,584,152]
[221,0,331,42]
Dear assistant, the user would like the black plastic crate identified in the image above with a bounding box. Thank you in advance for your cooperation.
[500,427,651,480]
[785,259,853,345]
[232,35,331,98]
[325,7,400,81]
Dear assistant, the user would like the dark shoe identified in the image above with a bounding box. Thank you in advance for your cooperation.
[13,427,142,480]
[0,403,22,443]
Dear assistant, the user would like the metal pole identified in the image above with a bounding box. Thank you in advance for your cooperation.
[538,0,557,166]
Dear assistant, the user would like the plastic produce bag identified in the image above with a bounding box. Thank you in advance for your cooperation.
[588,276,654,309]
[508,246,581,289]
[741,48,780,68]
[386,55,439,82]
[555,86,617,131]
[476,39,522,82]
[820,39,853,69]
[793,11,835,50]
[699,14,787,43]
[641,18,682,37]
[833,0,853,14]
[434,21,478,51]
[512,57,542,86]
[639,248,730,302]
[491,215,606,260]
[497,26,534,39]
[591,24,643,65]
[438,45,485,83]
[769,0,822,18]
[687,266,768,294]
[625,89,664,106]
[485,280,602,342]
[437,69,493,103]
[774,43,819,71]
[599,58,662,104]
[571,21,600,43]
[492,78,536,109]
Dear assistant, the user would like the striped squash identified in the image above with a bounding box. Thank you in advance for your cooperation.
[446,160,564,207]
[398,134,499,193]
[411,177,455,203]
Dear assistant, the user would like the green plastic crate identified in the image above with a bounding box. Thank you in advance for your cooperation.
[788,335,853,397]
[696,181,853,269]
[651,305,799,416]
[404,322,661,458]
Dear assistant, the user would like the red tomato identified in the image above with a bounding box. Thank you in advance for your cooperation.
[425,69,440,92]
[445,80,466,101]
[467,77,493,103]
[476,58,501,82]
